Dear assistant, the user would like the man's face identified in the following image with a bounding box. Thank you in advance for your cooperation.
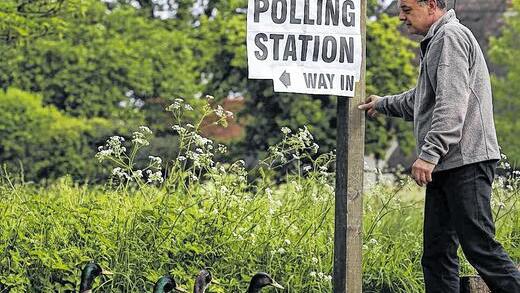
[398,0,434,35]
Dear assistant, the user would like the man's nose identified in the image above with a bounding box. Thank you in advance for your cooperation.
[399,11,406,21]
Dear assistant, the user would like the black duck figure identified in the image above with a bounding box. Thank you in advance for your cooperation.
[193,269,213,293]
[247,272,284,293]
[79,263,112,293]
[153,275,187,293]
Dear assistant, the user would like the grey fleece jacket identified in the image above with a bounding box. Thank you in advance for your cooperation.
[375,10,500,172]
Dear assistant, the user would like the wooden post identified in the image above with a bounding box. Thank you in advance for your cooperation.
[333,0,366,292]
[334,95,349,293]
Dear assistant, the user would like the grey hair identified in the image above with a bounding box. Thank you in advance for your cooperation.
[418,0,447,9]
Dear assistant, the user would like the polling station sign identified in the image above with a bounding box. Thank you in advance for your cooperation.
[247,0,362,97]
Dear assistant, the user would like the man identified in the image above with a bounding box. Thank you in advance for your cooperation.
[358,0,520,292]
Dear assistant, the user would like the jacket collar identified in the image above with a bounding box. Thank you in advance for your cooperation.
[422,9,459,43]
[420,9,458,57]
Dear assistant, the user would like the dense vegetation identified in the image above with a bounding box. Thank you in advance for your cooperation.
[0,0,418,182]
[1,139,518,292]
[490,0,520,165]
[1,99,518,292]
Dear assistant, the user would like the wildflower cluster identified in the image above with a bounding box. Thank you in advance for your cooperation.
[308,271,333,283]
[95,126,163,186]
[132,126,152,146]
[96,136,126,161]
[165,97,237,185]
[95,95,332,205]
[256,126,336,195]
[166,98,193,112]
[262,126,320,169]
[491,151,518,220]
[165,96,257,191]
[265,187,282,215]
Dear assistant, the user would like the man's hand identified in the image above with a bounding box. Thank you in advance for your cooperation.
[358,95,381,118]
[411,159,436,187]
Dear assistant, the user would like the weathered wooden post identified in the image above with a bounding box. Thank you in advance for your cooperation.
[334,0,366,291]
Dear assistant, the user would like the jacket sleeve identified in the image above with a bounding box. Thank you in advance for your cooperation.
[374,88,416,121]
[419,33,471,165]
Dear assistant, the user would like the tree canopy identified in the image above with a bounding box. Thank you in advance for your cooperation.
[0,0,201,120]
[0,0,419,181]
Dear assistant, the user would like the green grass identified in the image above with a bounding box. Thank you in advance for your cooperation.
[0,175,517,292]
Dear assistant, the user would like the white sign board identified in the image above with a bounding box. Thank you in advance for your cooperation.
[247,0,362,97]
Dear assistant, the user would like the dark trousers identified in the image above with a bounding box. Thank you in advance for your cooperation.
[422,160,520,293]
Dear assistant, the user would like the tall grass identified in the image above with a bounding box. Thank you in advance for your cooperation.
[0,97,518,292]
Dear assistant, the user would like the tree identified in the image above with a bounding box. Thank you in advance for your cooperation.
[109,0,195,20]
[0,0,83,44]
[365,14,417,162]
[489,0,520,164]
[0,0,201,120]
[0,0,206,181]
[0,0,419,181]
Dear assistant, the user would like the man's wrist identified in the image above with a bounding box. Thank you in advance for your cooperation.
[418,151,439,165]
[373,96,387,113]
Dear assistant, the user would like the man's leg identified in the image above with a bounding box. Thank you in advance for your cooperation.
[444,161,520,293]
[422,172,460,293]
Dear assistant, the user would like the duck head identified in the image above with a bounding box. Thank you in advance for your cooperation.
[193,269,213,293]
[247,272,284,292]
[79,263,112,293]
[153,275,187,293]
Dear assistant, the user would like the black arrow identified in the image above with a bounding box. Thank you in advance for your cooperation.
[279,70,291,88]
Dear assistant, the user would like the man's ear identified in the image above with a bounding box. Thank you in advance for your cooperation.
[428,0,438,13]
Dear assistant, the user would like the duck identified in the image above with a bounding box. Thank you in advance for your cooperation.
[247,272,284,293]
[79,263,113,293]
[153,275,187,293]
[193,269,213,293]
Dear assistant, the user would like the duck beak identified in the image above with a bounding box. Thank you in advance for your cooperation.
[101,269,113,276]
[174,286,188,293]
[271,280,284,290]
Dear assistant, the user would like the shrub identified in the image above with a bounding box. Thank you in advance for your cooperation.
[0,88,113,182]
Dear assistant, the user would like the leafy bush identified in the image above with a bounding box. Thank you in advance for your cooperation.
[0,88,114,182]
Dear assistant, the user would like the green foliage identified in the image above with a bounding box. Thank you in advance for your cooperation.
[0,0,201,120]
[0,0,85,44]
[0,0,208,176]
[489,0,520,165]
[0,173,517,292]
[1,106,518,291]
[0,0,419,184]
[0,0,420,182]
[366,14,417,159]
[192,0,249,98]
[0,88,114,182]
